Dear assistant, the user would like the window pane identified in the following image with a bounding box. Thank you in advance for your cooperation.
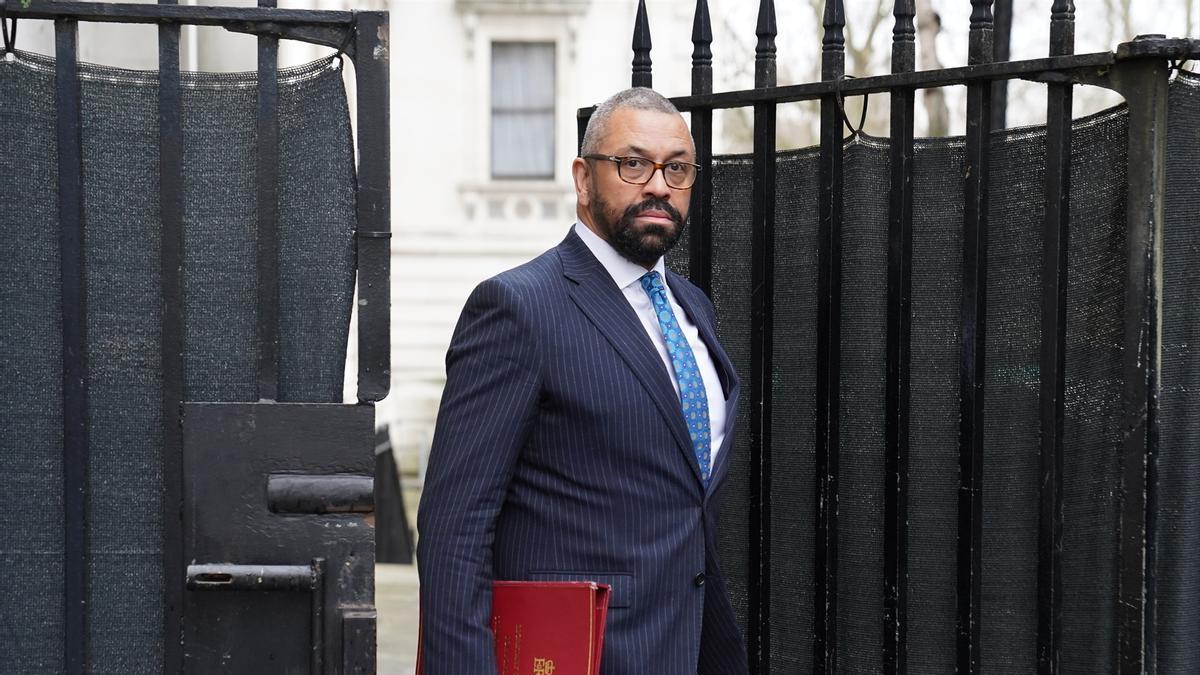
[491,42,555,179]
[491,112,555,179]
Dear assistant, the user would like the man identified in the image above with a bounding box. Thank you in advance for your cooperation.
[417,88,747,674]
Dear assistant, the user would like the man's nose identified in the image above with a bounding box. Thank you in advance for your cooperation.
[642,167,672,198]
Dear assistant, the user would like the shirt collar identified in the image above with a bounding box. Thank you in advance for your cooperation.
[574,221,667,291]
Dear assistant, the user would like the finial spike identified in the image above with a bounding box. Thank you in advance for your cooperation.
[970,0,994,29]
[755,0,776,88]
[969,0,994,64]
[632,0,653,88]
[756,0,777,40]
[822,0,845,79]
[892,0,917,73]
[823,0,846,51]
[692,0,713,95]
[1049,0,1075,56]
[1050,0,1075,11]
[692,0,712,46]
[823,0,846,31]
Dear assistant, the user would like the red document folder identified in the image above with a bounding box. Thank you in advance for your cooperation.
[416,580,611,675]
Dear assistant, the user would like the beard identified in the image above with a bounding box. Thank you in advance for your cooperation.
[589,193,686,268]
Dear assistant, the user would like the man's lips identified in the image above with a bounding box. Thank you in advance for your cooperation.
[636,209,674,224]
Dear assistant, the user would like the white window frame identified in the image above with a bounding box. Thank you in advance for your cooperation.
[458,6,581,192]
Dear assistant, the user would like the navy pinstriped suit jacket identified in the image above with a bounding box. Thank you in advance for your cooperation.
[417,228,749,674]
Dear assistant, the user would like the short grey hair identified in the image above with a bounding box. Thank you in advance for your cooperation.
[580,88,683,156]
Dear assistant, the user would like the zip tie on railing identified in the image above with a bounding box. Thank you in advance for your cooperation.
[1,0,18,57]
[332,23,354,67]
[834,74,869,139]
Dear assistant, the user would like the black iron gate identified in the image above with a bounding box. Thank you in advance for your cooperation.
[0,1,389,673]
[582,1,1200,673]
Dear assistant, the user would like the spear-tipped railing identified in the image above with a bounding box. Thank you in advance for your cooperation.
[601,1,1200,672]
[748,0,777,671]
[884,1,916,672]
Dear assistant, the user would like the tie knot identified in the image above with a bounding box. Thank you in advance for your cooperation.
[639,271,664,295]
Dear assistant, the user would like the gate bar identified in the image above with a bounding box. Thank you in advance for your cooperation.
[353,11,392,403]
[884,2,917,673]
[661,54,1115,111]
[157,13,186,673]
[255,0,281,402]
[632,0,651,88]
[55,19,87,675]
[814,1,844,672]
[1037,3,1075,673]
[958,2,994,673]
[747,0,776,672]
[687,0,713,295]
[187,563,316,591]
[577,47,1200,119]
[11,0,353,25]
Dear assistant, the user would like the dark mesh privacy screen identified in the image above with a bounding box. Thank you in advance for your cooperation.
[907,137,964,673]
[682,72,1200,672]
[0,54,355,673]
[706,152,754,651]
[770,146,821,672]
[1158,68,1200,674]
[1058,103,1128,674]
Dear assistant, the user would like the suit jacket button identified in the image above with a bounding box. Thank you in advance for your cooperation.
[694,573,706,587]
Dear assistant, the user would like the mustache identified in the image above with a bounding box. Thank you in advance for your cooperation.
[623,198,683,227]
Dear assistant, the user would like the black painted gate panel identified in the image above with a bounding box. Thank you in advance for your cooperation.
[0,3,390,673]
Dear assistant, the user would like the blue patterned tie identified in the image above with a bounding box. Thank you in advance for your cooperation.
[640,271,712,485]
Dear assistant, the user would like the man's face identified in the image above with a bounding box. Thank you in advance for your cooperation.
[573,107,695,268]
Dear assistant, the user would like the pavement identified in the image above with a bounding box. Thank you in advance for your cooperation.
[376,563,420,674]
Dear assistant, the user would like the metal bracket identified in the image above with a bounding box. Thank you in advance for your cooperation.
[223,21,354,59]
[1116,35,1200,62]
[1017,39,1188,97]
[187,559,328,673]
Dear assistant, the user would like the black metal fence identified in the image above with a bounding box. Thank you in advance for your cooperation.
[581,1,1200,673]
[0,1,388,672]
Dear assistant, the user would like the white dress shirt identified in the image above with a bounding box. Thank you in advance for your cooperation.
[574,222,728,464]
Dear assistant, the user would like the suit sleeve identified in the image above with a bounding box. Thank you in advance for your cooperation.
[416,277,542,674]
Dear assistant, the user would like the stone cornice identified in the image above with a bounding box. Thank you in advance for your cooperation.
[455,0,589,17]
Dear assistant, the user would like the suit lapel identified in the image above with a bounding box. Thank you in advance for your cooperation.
[557,232,705,486]
[667,273,741,497]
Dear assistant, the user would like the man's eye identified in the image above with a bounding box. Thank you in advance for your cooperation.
[622,158,646,169]
[665,162,685,173]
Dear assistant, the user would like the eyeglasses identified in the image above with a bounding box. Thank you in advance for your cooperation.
[583,154,701,190]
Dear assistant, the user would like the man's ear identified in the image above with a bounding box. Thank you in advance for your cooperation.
[571,157,592,209]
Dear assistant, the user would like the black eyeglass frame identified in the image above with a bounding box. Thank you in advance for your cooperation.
[582,154,702,190]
